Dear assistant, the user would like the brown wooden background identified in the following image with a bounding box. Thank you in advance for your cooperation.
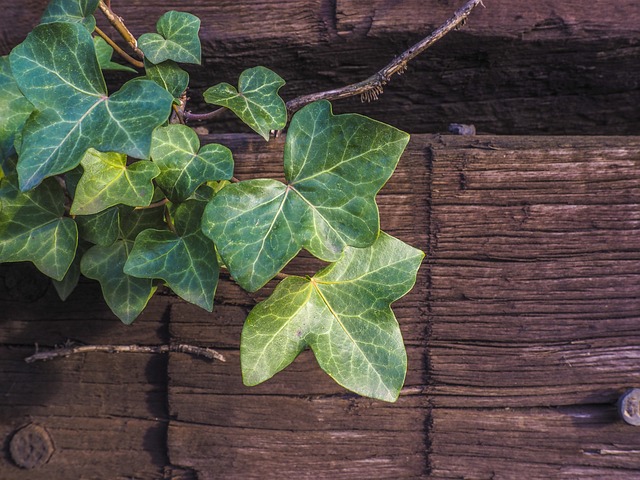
[2,1,640,478]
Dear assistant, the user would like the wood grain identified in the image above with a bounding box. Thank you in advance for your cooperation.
[2,135,640,478]
[1,1,638,135]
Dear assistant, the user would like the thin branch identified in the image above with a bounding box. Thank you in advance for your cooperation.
[134,198,169,210]
[25,343,226,363]
[94,26,144,69]
[98,0,144,59]
[286,0,484,114]
[184,107,227,123]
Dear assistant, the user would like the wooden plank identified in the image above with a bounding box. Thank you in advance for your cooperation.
[0,346,168,479]
[427,136,640,476]
[426,135,640,407]
[2,2,638,135]
[429,406,640,479]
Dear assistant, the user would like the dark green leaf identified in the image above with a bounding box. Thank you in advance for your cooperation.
[93,37,137,73]
[0,56,34,168]
[203,67,286,140]
[118,206,167,241]
[151,124,233,202]
[124,201,219,311]
[75,206,120,246]
[202,100,409,291]
[145,59,189,99]
[70,149,160,215]
[138,11,201,65]
[52,241,89,300]
[0,176,77,280]
[81,240,156,324]
[40,0,100,31]
[241,232,424,402]
[9,22,172,190]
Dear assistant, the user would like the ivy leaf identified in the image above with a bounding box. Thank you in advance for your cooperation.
[0,176,77,281]
[0,57,34,168]
[241,232,424,402]
[138,11,201,65]
[70,149,160,215]
[9,22,172,191]
[145,59,189,99]
[81,240,156,324]
[203,67,286,140]
[202,100,409,291]
[75,206,120,246]
[151,125,234,202]
[52,241,89,300]
[118,206,167,241]
[40,0,100,31]
[93,37,137,73]
[124,200,219,311]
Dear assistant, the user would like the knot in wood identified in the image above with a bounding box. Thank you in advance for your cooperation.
[9,423,55,469]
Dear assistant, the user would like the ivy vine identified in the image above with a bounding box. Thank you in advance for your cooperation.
[0,0,481,401]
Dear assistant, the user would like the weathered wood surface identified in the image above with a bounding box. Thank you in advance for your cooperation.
[2,1,639,135]
[1,135,640,478]
[426,136,640,479]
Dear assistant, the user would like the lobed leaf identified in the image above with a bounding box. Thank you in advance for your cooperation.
[203,66,286,140]
[9,22,172,191]
[81,240,156,324]
[0,56,34,169]
[241,232,424,402]
[151,125,234,202]
[0,176,77,281]
[70,149,160,215]
[138,11,201,65]
[75,206,120,246]
[40,0,100,31]
[145,59,189,99]
[202,100,409,291]
[124,200,219,311]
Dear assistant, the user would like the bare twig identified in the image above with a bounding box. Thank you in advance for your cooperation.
[25,343,226,363]
[286,0,484,114]
[98,0,144,59]
[94,26,144,69]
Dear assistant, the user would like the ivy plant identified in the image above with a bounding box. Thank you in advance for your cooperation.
[0,0,427,402]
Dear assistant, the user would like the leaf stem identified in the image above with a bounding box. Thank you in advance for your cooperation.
[97,0,144,60]
[285,0,484,114]
[134,198,168,210]
[25,343,226,363]
[184,107,227,123]
[94,26,144,69]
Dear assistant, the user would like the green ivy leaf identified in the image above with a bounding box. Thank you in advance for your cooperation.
[118,206,167,241]
[203,67,286,140]
[0,176,77,281]
[0,56,34,168]
[81,240,156,324]
[52,241,89,300]
[70,149,160,215]
[151,125,234,202]
[138,11,201,65]
[241,232,424,402]
[40,0,100,31]
[145,59,189,99]
[75,206,120,246]
[93,37,137,73]
[124,200,219,311]
[9,22,172,191]
[202,100,409,291]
